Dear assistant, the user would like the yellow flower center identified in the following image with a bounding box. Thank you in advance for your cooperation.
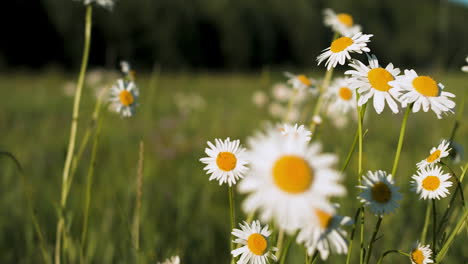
[297,75,311,86]
[273,155,313,194]
[216,152,237,171]
[412,76,440,97]
[337,13,354,27]
[247,233,267,256]
[367,68,394,92]
[330,37,354,53]
[119,90,134,106]
[371,182,392,203]
[411,249,425,264]
[315,209,333,229]
[422,176,441,191]
[426,150,441,163]
[339,87,353,101]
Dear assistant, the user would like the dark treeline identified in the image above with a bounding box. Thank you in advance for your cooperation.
[1,0,468,71]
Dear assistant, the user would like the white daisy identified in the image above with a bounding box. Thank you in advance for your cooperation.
[231,220,277,264]
[317,32,372,70]
[120,61,131,75]
[358,171,402,216]
[109,79,139,117]
[388,70,455,119]
[239,126,345,233]
[416,140,451,169]
[158,256,180,264]
[297,207,352,260]
[200,138,249,186]
[345,54,401,114]
[279,123,312,143]
[410,242,433,264]
[284,72,315,91]
[324,77,357,114]
[411,165,452,200]
[462,56,468,73]
[323,9,362,36]
[271,83,291,102]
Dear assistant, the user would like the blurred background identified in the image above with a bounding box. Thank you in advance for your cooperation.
[1,0,468,264]
[2,0,468,71]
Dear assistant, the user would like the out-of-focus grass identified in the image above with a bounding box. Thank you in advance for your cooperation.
[0,70,466,263]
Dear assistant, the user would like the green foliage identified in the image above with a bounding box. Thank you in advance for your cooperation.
[0,70,467,263]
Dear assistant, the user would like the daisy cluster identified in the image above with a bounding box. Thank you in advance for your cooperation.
[196,7,464,264]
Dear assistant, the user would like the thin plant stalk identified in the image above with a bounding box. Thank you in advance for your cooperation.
[376,250,410,264]
[345,207,361,264]
[357,101,366,264]
[80,116,103,261]
[279,233,295,264]
[340,128,359,173]
[1,152,51,264]
[432,199,437,254]
[275,229,285,260]
[420,202,432,244]
[228,186,236,264]
[391,105,412,178]
[133,141,145,253]
[55,5,93,264]
[309,68,334,135]
[364,217,383,264]
[435,209,468,262]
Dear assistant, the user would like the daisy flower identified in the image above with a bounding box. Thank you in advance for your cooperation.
[296,207,352,260]
[358,171,402,216]
[158,256,180,264]
[388,70,455,119]
[239,126,345,233]
[345,54,401,114]
[324,77,357,114]
[412,165,452,200]
[200,138,249,186]
[317,32,372,70]
[416,140,451,169]
[284,72,315,91]
[323,9,362,36]
[271,83,291,102]
[462,56,468,73]
[109,79,139,117]
[410,242,433,264]
[279,123,312,143]
[231,220,277,264]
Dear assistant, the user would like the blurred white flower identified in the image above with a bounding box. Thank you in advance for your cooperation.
[86,69,105,87]
[158,256,180,264]
[323,9,362,36]
[120,61,130,75]
[174,92,206,114]
[62,81,76,97]
[252,90,268,108]
[272,83,291,102]
[268,103,285,119]
[285,107,300,123]
[462,56,468,73]
[80,0,114,9]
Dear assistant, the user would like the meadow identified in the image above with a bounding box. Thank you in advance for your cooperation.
[0,69,466,263]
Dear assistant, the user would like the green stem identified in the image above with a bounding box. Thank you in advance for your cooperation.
[275,229,285,260]
[309,68,334,135]
[432,199,437,254]
[421,202,432,244]
[228,186,236,264]
[310,250,319,264]
[345,207,361,264]
[279,233,295,264]
[80,116,103,261]
[341,127,359,173]
[391,105,412,178]
[133,141,145,255]
[359,207,365,264]
[55,5,93,264]
[364,217,383,264]
[285,89,298,123]
[435,209,468,262]
[376,250,410,264]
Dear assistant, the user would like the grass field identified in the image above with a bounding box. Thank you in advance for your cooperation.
[0,70,467,263]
